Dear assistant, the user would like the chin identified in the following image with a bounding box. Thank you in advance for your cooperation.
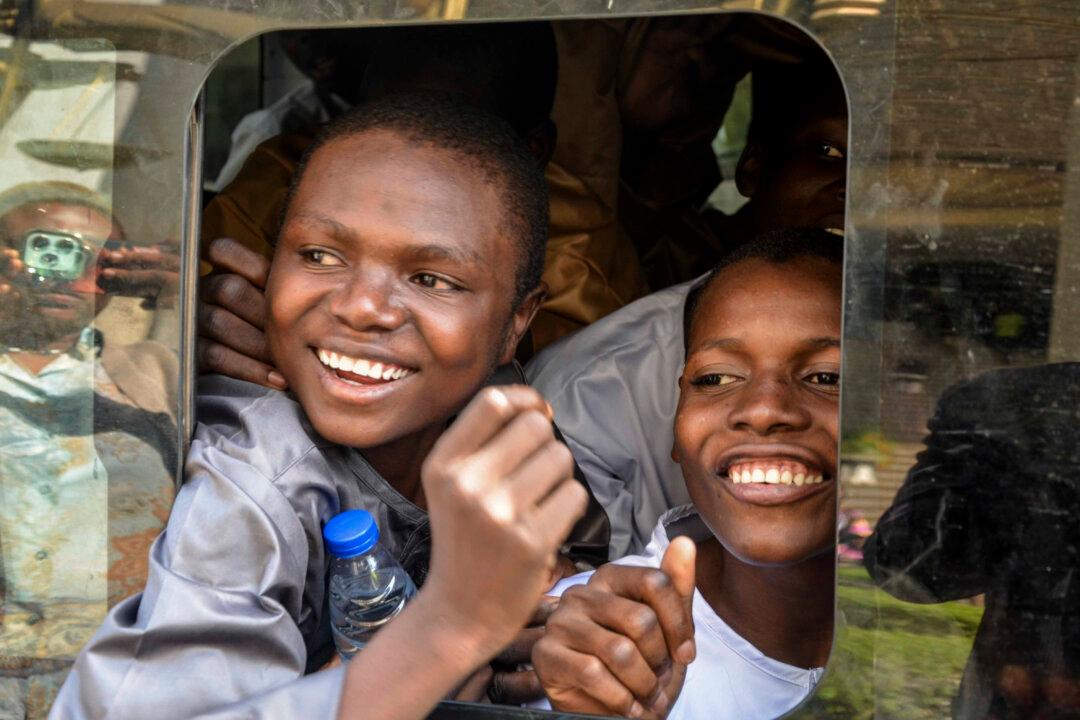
[722,534,836,568]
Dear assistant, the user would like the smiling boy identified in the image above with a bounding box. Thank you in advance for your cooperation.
[53,94,592,719]
[533,230,842,720]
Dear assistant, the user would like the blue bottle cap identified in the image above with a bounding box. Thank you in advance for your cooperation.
[323,509,380,559]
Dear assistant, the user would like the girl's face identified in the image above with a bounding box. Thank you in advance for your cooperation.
[674,256,842,566]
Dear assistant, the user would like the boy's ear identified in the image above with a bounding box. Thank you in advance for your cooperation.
[734,141,765,199]
[525,120,557,169]
[499,281,548,364]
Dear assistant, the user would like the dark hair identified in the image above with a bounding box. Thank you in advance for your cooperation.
[682,228,844,349]
[281,93,549,308]
[361,21,557,137]
[747,58,847,146]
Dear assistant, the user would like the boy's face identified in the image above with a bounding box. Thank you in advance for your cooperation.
[0,201,114,338]
[674,256,841,566]
[267,130,532,449]
[740,107,848,235]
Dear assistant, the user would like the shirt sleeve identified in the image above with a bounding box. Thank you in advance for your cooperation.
[50,438,343,720]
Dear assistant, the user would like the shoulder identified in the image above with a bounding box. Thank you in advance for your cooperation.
[100,340,178,417]
[193,375,333,483]
[527,279,698,394]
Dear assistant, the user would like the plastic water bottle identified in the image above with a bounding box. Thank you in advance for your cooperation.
[323,509,417,661]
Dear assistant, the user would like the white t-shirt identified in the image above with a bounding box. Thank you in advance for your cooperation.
[538,506,824,720]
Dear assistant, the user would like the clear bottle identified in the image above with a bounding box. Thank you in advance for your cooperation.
[323,509,417,661]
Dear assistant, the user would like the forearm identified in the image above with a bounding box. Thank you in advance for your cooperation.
[336,591,495,720]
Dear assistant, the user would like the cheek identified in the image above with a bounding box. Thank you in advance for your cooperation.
[413,299,508,372]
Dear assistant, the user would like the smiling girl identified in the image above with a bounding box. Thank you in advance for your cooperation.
[534,229,842,719]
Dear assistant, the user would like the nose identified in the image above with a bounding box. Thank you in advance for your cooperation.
[726,375,811,436]
[327,266,407,333]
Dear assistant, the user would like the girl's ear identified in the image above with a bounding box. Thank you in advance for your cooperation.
[499,282,547,364]
[734,142,765,199]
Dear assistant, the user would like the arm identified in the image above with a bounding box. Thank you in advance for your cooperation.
[533,538,696,719]
[336,386,588,720]
[51,443,341,719]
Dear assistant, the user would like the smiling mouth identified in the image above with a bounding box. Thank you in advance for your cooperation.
[315,348,416,384]
[726,460,829,486]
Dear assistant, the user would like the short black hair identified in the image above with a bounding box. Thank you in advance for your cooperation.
[281,92,549,308]
[361,22,558,138]
[683,228,844,349]
[747,58,847,146]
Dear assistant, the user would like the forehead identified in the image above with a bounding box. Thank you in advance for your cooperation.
[690,258,842,346]
[1,202,114,243]
[289,129,509,250]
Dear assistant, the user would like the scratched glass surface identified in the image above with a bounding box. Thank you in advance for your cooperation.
[2,1,1079,718]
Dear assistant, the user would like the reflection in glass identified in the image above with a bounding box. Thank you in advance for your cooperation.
[0,182,177,715]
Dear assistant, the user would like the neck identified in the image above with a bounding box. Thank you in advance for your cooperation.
[695,537,835,669]
[361,423,445,510]
[5,331,83,375]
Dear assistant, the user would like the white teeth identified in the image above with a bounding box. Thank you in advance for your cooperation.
[780,469,793,485]
[316,349,411,382]
[794,473,806,486]
[751,468,765,483]
[728,463,828,487]
[765,468,779,484]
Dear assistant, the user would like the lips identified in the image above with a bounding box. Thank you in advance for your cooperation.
[715,447,834,507]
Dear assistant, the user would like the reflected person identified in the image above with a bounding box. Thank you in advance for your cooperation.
[864,363,1080,719]
[0,182,176,718]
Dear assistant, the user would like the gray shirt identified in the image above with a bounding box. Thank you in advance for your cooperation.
[526,279,698,560]
[52,375,432,719]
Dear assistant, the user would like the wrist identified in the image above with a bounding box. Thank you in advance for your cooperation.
[408,589,503,671]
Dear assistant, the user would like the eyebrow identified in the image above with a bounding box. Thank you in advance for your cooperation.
[288,212,485,266]
[696,336,841,353]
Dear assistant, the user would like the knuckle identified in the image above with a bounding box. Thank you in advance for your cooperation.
[642,569,673,595]
[216,274,248,307]
[200,305,228,339]
[626,608,659,640]
[546,441,574,473]
[603,637,637,668]
[580,657,607,686]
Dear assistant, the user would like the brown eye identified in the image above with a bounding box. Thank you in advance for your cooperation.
[300,249,344,267]
[806,372,840,386]
[691,373,740,387]
[411,273,462,292]
[819,143,844,159]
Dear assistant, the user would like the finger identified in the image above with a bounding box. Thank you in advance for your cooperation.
[487,668,544,705]
[531,479,588,550]
[660,537,697,664]
[529,595,559,626]
[559,586,671,672]
[534,638,643,718]
[99,269,177,296]
[452,664,493,702]
[206,237,271,289]
[504,438,575,507]
[462,411,559,493]
[550,607,661,701]
[494,625,544,665]
[593,564,695,667]
[200,273,268,330]
[198,302,273,363]
[197,338,286,389]
[433,385,549,462]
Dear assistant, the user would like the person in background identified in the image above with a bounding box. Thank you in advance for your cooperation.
[0,182,177,718]
[527,58,847,559]
[532,231,842,719]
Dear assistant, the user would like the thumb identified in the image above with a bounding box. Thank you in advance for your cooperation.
[661,536,696,601]
[660,536,696,665]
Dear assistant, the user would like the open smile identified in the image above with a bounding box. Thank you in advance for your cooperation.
[715,451,834,507]
[311,347,417,404]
